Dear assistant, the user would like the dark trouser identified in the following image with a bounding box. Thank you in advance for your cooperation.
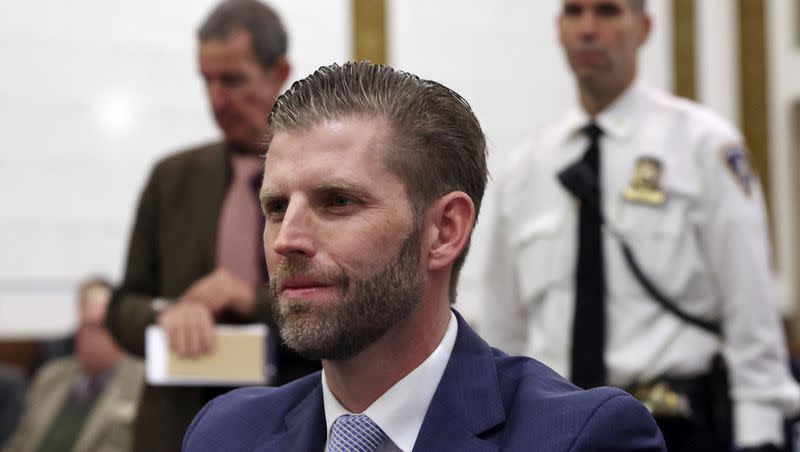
[642,363,733,452]
[655,416,729,452]
[652,354,800,452]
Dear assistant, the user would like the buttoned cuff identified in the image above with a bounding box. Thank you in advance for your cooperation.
[735,401,784,447]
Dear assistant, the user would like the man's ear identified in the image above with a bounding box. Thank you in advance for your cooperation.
[271,56,291,86]
[637,12,652,47]
[423,192,475,271]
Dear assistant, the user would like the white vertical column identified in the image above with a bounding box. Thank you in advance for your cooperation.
[696,0,740,125]
[766,0,800,317]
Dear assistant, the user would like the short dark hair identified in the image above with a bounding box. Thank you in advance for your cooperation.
[268,62,488,303]
[198,0,288,71]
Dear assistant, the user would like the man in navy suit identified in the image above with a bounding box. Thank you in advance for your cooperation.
[182,61,666,451]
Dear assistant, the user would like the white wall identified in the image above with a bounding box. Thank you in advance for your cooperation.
[0,0,350,338]
[696,0,740,125]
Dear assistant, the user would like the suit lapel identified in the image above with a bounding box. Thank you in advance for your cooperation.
[23,361,76,450]
[413,311,505,452]
[74,359,141,452]
[413,400,499,452]
[253,312,505,452]
[193,142,229,270]
[255,383,327,452]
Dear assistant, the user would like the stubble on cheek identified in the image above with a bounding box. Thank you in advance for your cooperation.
[269,225,425,361]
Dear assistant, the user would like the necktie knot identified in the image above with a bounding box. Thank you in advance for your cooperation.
[329,414,387,452]
[583,122,603,141]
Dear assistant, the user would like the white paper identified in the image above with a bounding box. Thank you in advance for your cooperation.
[145,324,269,386]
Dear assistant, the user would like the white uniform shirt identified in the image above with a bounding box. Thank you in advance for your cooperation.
[475,80,800,446]
[321,312,458,452]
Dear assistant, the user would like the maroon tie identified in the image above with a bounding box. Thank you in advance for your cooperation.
[217,153,264,285]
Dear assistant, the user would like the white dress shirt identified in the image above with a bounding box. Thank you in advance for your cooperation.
[322,312,458,452]
[469,80,800,446]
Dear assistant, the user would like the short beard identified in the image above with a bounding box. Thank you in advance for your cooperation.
[269,226,424,361]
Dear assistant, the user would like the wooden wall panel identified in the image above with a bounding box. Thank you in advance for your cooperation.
[672,0,697,100]
[353,0,387,64]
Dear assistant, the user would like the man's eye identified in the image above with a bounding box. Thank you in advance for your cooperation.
[264,200,288,216]
[324,192,361,209]
[221,74,246,87]
[331,195,355,207]
[596,3,622,17]
[563,4,582,16]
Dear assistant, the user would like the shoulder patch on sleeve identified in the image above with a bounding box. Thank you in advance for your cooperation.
[720,144,753,197]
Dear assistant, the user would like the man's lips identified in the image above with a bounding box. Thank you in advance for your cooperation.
[279,277,336,297]
[574,49,605,63]
[281,277,326,289]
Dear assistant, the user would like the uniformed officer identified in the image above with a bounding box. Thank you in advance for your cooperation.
[472,0,800,450]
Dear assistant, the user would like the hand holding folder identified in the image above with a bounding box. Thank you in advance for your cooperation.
[146,324,269,386]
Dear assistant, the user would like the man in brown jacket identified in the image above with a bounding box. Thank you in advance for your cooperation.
[107,2,319,451]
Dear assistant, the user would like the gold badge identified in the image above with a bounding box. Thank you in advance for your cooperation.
[623,156,665,205]
[629,382,693,419]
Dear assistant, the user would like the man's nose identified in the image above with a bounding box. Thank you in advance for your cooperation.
[207,82,229,110]
[578,12,599,39]
[271,202,316,258]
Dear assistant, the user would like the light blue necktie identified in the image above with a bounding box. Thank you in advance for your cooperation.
[328,414,388,452]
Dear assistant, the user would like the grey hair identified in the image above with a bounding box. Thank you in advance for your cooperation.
[198,0,287,70]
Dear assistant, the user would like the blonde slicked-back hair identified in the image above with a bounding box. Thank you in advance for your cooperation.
[267,61,488,303]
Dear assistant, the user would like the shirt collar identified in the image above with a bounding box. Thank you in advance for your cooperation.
[562,78,648,141]
[322,311,459,452]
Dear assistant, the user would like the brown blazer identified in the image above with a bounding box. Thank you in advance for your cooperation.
[3,356,144,452]
[107,142,319,452]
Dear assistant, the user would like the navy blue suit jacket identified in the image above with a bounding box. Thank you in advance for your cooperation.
[183,311,665,451]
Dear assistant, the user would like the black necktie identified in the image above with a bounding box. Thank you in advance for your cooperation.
[570,123,606,389]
